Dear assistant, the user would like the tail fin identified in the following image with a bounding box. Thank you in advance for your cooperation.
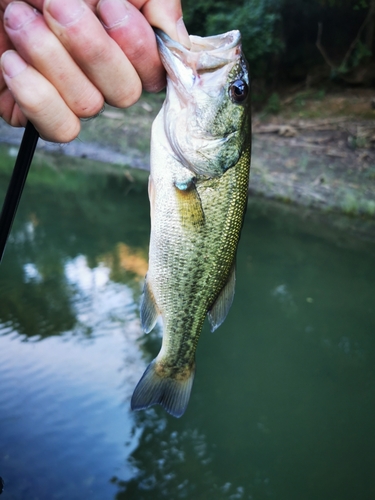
[131,360,195,418]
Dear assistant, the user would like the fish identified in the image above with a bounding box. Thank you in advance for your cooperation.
[131,29,251,418]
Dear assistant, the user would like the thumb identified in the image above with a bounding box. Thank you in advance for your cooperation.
[141,0,191,48]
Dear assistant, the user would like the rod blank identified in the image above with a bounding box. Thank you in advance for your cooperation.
[0,121,39,263]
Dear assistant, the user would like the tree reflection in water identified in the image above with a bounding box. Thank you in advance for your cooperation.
[0,147,374,500]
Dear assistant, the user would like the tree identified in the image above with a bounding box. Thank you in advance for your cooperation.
[316,0,375,82]
[183,0,284,77]
[182,0,375,84]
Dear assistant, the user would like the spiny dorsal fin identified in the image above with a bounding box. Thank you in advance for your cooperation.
[208,262,236,332]
[131,359,195,418]
[140,278,159,333]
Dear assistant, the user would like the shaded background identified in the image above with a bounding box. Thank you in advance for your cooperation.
[182,0,375,87]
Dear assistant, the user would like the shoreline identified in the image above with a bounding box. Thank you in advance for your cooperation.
[1,104,374,241]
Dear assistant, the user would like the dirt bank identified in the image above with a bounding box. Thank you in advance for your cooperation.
[251,118,375,216]
[1,89,374,235]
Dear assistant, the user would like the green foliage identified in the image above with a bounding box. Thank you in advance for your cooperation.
[316,0,368,8]
[265,92,282,113]
[339,41,373,74]
[207,0,284,73]
[353,0,369,9]
[352,40,372,67]
[183,0,284,76]
[315,89,326,99]
[182,0,374,82]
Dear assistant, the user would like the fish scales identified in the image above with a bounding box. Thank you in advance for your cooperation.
[153,156,249,361]
[131,29,251,417]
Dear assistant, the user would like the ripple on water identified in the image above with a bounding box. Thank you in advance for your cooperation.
[0,256,147,499]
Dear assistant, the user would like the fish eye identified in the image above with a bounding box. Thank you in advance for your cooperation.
[229,79,248,103]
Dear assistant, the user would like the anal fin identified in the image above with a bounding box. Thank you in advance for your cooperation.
[208,262,236,332]
[140,278,159,333]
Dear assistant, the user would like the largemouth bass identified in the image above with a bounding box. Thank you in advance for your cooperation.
[131,29,251,417]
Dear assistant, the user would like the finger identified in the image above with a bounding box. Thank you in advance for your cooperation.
[84,0,100,10]
[98,0,165,93]
[43,0,142,108]
[136,0,191,48]
[0,16,13,53]
[1,50,81,142]
[0,21,23,126]
[1,1,99,11]
[0,85,26,128]
[7,0,44,9]
[4,1,104,118]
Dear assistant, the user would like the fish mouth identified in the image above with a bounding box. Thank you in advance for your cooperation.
[155,29,242,94]
[155,29,241,73]
[155,30,248,177]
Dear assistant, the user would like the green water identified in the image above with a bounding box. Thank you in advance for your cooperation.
[0,146,374,500]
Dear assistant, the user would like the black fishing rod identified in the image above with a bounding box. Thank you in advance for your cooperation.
[0,121,39,263]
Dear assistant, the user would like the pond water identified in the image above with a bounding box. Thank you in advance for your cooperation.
[0,146,374,500]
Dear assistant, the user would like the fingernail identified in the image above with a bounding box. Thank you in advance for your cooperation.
[1,50,28,78]
[46,0,84,26]
[98,0,129,29]
[177,18,191,49]
[4,2,38,30]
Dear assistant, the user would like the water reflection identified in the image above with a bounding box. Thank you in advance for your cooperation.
[0,148,374,499]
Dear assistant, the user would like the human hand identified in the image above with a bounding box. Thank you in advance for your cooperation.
[0,0,190,142]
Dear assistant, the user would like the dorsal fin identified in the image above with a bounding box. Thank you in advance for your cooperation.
[208,262,236,332]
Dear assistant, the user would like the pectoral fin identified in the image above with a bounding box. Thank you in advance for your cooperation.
[208,262,236,332]
[174,178,205,228]
[140,278,159,333]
